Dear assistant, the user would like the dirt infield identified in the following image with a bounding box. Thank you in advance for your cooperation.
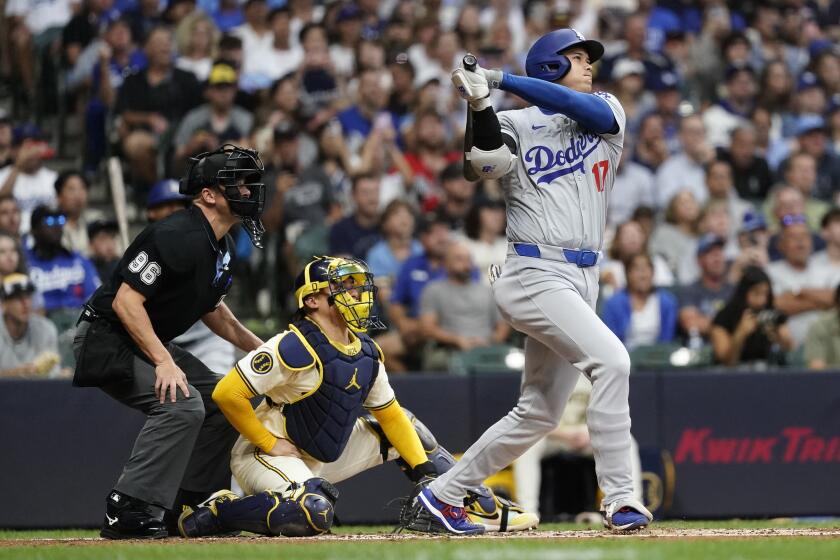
[3,527,839,547]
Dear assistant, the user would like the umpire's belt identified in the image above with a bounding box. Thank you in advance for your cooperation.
[509,242,601,268]
[76,303,100,326]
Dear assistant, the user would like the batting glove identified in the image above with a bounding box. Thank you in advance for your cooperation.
[451,64,491,111]
[480,68,504,90]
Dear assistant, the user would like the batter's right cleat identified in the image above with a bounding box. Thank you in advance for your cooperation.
[416,488,485,535]
[603,498,653,532]
[100,490,168,540]
[178,490,241,538]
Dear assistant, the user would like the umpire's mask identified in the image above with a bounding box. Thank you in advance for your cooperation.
[180,144,267,248]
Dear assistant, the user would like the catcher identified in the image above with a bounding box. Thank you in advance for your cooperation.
[177,256,538,537]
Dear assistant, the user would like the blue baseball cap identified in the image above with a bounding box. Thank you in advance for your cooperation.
[797,72,820,92]
[650,70,679,92]
[723,63,755,82]
[793,114,826,136]
[809,39,839,59]
[147,179,190,209]
[337,3,361,22]
[696,233,725,256]
[12,122,45,145]
[740,211,767,233]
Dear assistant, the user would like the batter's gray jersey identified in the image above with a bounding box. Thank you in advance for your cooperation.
[497,92,626,251]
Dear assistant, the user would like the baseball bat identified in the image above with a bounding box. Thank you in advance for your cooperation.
[107,156,130,249]
[462,53,480,181]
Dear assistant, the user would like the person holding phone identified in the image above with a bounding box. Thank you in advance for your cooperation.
[711,266,794,366]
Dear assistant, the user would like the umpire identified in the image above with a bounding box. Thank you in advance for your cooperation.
[73,145,267,539]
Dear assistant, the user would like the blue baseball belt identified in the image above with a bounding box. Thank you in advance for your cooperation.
[508,242,601,268]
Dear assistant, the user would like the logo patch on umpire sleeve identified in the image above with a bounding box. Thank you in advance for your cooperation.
[250,352,274,374]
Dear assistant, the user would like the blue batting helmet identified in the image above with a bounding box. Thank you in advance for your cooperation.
[525,28,604,82]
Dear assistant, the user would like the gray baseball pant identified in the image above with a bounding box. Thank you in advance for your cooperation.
[429,255,635,509]
[73,320,238,509]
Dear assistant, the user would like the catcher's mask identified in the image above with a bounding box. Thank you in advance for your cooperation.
[180,144,266,248]
[294,256,385,333]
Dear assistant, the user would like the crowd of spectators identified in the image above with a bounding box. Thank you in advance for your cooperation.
[3,0,840,377]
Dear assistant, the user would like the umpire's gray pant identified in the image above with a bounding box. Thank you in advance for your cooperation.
[429,256,635,509]
[74,321,237,509]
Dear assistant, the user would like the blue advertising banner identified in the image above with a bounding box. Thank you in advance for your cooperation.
[0,370,838,527]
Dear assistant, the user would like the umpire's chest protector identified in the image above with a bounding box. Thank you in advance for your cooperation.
[282,319,379,463]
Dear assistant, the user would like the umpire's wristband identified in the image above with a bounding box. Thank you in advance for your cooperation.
[410,461,437,482]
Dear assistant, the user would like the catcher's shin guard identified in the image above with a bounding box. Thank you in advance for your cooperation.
[178,479,338,538]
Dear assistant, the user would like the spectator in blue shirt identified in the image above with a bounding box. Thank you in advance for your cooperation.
[328,174,381,260]
[602,253,678,350]
[376,213,450,372]
[24,205,100,318]
[337,67,398,156]
[366,199,421,286]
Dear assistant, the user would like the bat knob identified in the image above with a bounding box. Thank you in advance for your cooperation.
[463,54,477,71]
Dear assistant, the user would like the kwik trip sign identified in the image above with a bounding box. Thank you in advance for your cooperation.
[674,427,840,465]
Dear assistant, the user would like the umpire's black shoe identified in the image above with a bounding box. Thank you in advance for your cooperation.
[100,490,168,540]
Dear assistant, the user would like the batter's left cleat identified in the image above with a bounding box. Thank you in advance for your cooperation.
[416,488,485,535]
[603,498,653,532]
[464,489,539,532]
[178,490,241,538]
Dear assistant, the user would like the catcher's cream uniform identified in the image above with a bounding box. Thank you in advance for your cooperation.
[229,330,399,495]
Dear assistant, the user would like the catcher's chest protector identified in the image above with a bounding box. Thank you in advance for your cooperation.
[283,320,379,462]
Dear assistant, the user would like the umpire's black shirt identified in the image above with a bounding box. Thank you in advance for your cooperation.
[88,206,235,343]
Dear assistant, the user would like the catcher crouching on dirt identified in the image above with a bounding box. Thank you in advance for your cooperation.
[178,256,538,537]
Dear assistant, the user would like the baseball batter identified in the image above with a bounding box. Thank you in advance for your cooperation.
[410,29,653,534]
[176,256,537,537]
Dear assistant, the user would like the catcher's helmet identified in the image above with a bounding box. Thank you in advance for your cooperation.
[525,28,604,82]
[294,256,385,333]
[180,144,266,247]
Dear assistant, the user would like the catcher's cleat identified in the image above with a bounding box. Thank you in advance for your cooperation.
[464,490,539,533]
[603,498,653,532]
[178,490,241,538]
[100,490,168,540]
[415,488,485,535]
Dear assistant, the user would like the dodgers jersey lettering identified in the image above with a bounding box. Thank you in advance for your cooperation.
[497,91,626,251]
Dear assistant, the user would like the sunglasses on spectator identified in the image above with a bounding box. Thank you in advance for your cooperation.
[42,215,66,227]
[781,214,807,227]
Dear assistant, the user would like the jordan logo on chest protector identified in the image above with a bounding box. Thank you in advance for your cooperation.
[345,368,362,391]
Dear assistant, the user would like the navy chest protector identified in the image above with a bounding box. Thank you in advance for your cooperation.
[282,320,380,463]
